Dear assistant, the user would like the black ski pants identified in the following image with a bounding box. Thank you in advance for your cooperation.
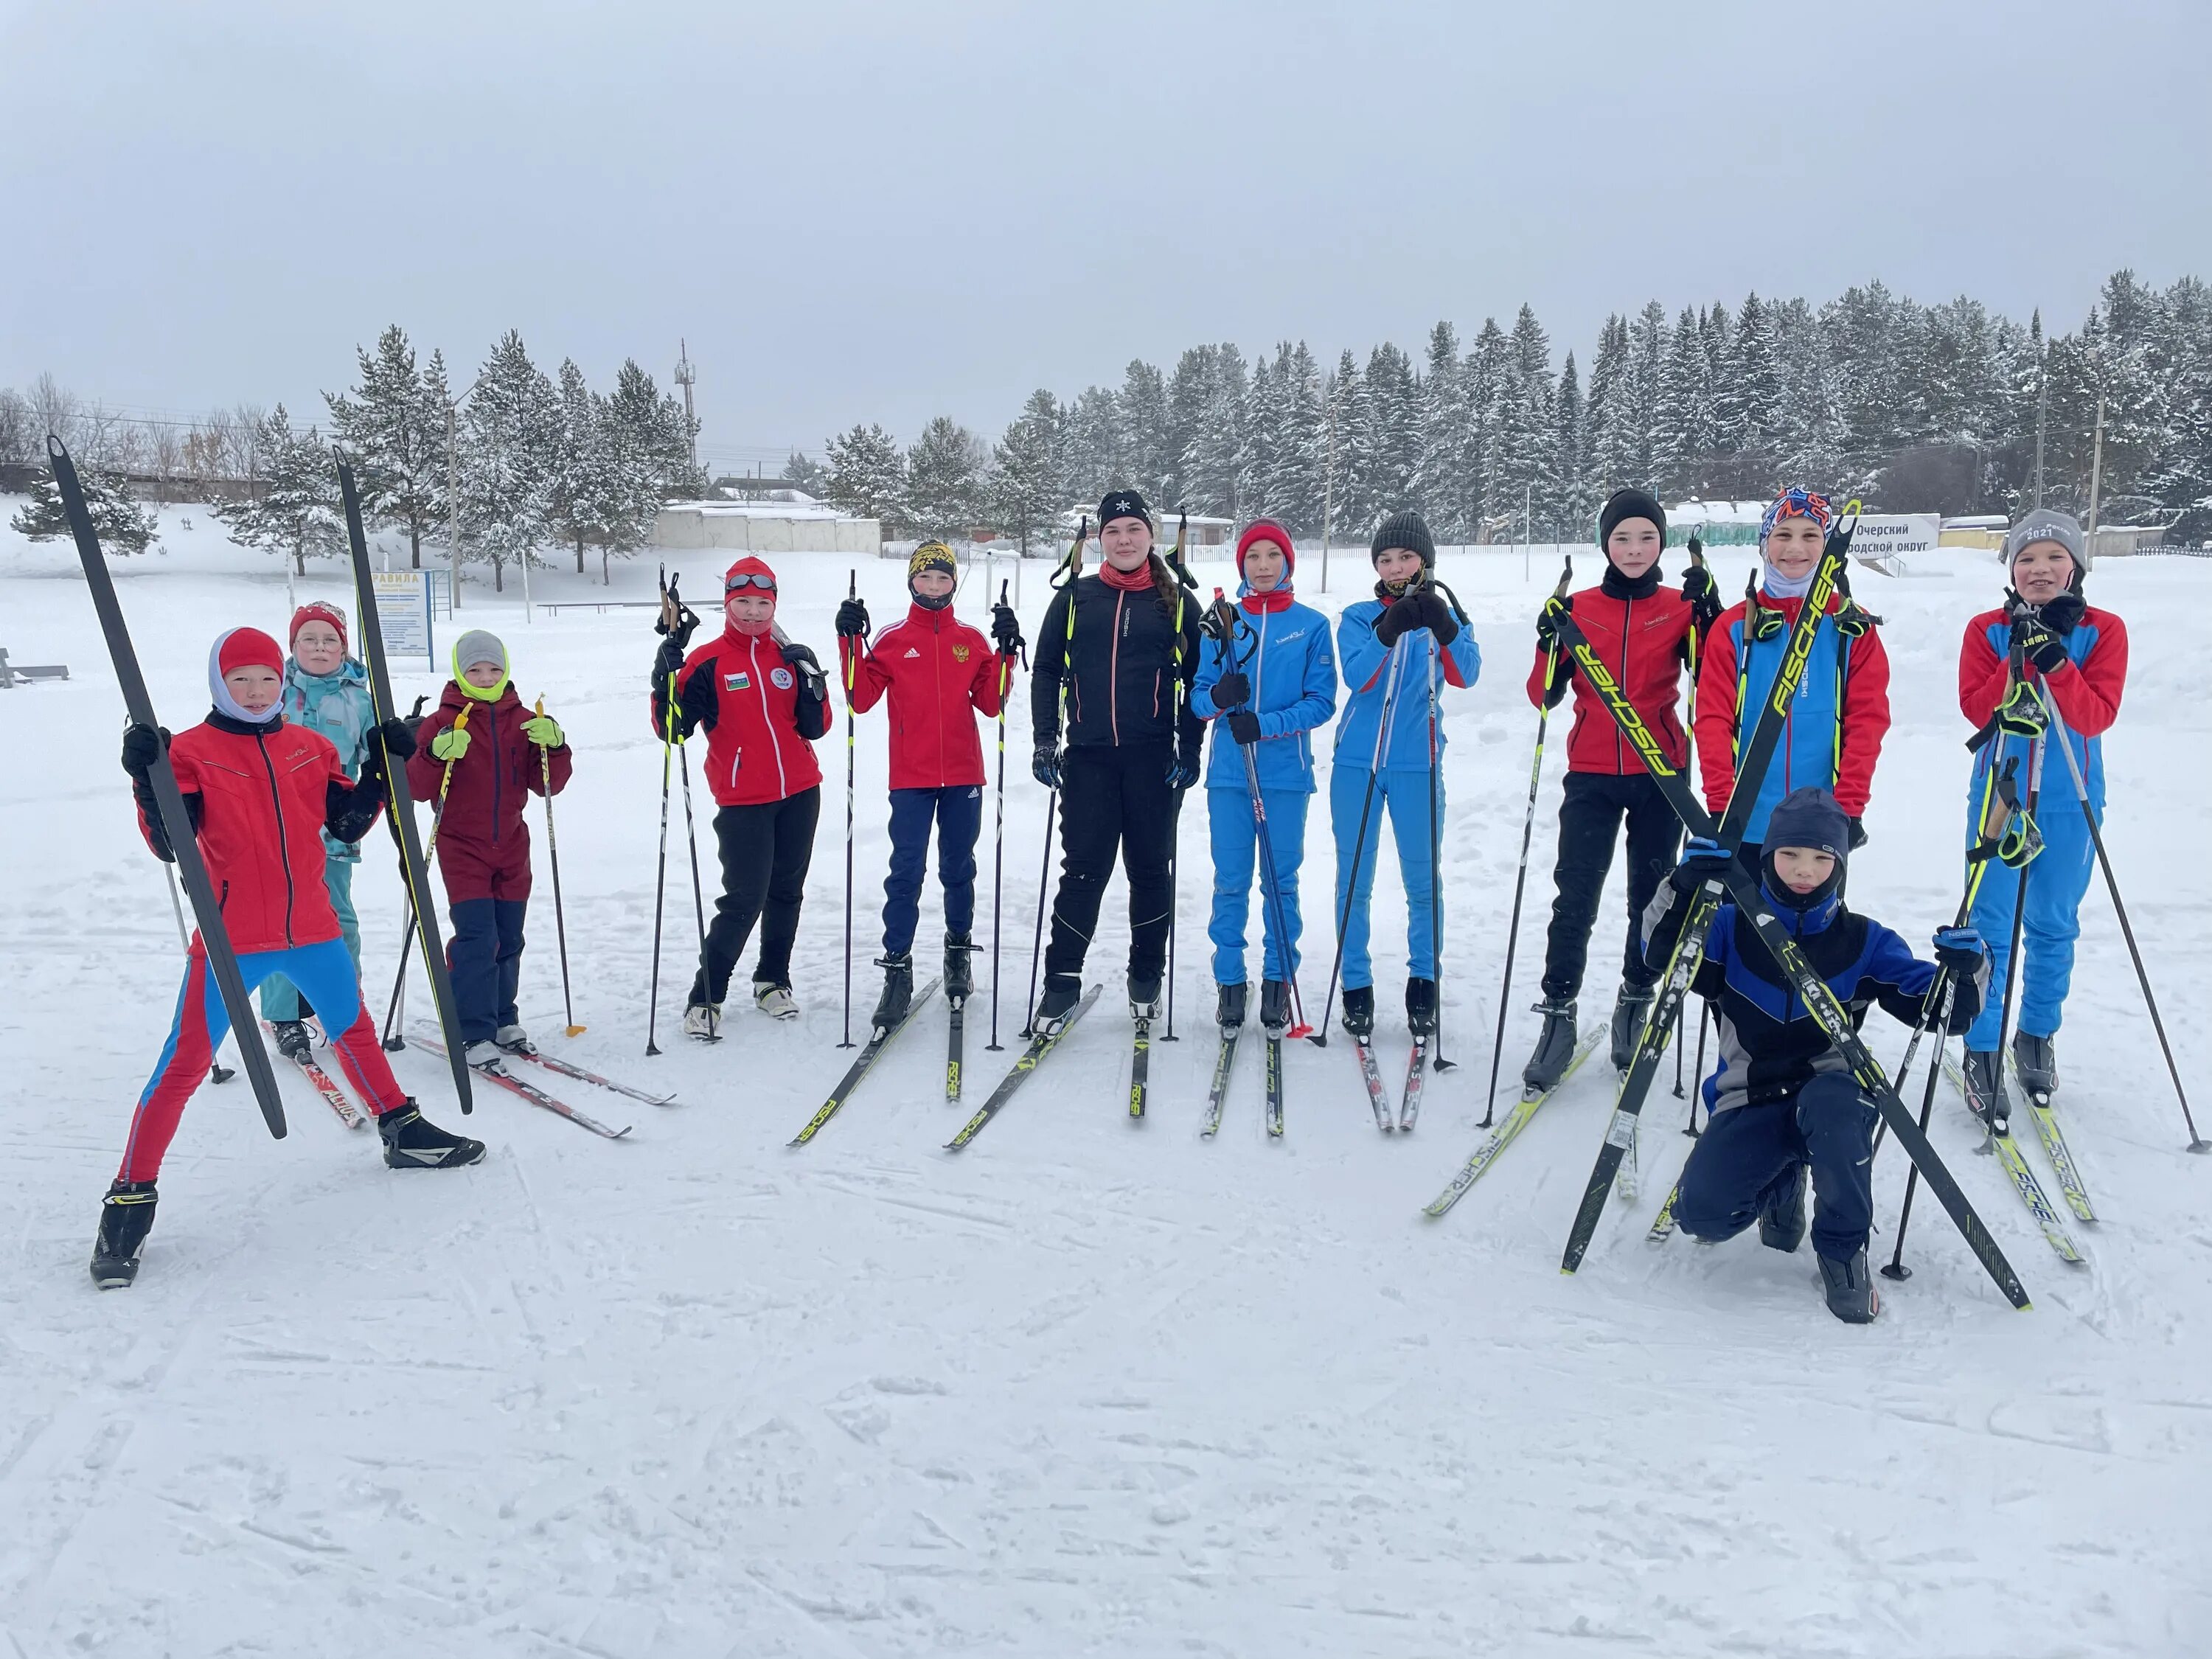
[1043,742,1178,986]
[1540,771,1683,1003]
[691,785,821,1006]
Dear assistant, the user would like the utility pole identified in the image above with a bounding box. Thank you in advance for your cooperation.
[2086,392,2107,561]
[1524,482,1533,582]
[1321,397,1337,595]
[447,400,462,613]
[2032,333,2050,509]
[675,340,698,475]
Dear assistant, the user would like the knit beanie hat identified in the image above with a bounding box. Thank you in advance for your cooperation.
[1597,488,1667,557]
[208,626,285,724]
[2003,508,2089,580]
[1236,519,1295,581]
[908,540,959,610]
[288,601,349,651]
[1370,509,1436,568]
[1097,489,1152,533]
[1764,785,1851,860]
[451,629,509,702]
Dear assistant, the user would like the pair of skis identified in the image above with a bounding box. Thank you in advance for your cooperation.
[1200,1020,1287,1140]
[1943,1051,2095,1262]
[408,1033,667,1139]
[791,979,945,1144]
[1354,1031,1432,1135]
[1422,1031,1605,1217]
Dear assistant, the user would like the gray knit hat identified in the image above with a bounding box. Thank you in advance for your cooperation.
[2002,508,2089,575]
[1370,509,1436,568]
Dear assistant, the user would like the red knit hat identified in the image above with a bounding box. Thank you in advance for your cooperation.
[723,555,778,597]
[289,602,348,650]
[218,627,285,678]
[1236,519,1295,580]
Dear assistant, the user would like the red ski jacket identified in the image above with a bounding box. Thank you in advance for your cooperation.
[1958,604,2127,737]
[1526,582,1700,773]
[137,712,383,956]
[655,625,827,807]
[406,682,572,863]
[838,605,1008,790]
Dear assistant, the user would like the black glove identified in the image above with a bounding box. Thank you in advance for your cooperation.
[1535,593,1572,650]
[655,602,698,650]
[835,597,870,639]
[372,717,417,764]
[677,658,719,732]
[1211,669,1251,709]
[992,603,1023,654]
[2039,591,2086,636]
[1166,749,1202,790]
[1680,560,1720,627]
[1373,597,1419,647]
[1847,816,1868,851]
[654,635,686,682]
[2012,617,2070,675]
[1418,588,1461,647]
[1670,835,1733,893]
[781,640,828,693]
[1032,740,1061,790]
[1686,535,1704,559]
[1227,708,1262,746]
[121,722,170,777]
[1933,925,1987,978]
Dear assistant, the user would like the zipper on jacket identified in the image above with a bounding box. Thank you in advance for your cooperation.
[1617,594,1631,775]
[254,729,298,946]
[754,635,790,797]
[1110,590,1125,746]
[487,700,502,846]
[932,610,947,787]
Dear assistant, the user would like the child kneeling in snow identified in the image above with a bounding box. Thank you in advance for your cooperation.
[1646,787,1987,1324]
[96,627,484,1290]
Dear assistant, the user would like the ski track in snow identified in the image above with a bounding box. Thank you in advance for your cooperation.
[3,515,2211,1656]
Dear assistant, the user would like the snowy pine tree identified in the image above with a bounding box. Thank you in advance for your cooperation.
[1412,321,1466,538]
[989,401,1062,555]
[1276,341,1326,536]
[211,405,342,575]
[1555,352,1590,538]
[322,324,447,568]
[906,416,986,541]
[456,331,559,592]
[1119,362,1172,505]
[1461,319,1509,537]
[1585,314,1638,498]
[1062,386,1124,504]
[824,423,909,532]
[1655,307,1710,498]
[10,456,161,554]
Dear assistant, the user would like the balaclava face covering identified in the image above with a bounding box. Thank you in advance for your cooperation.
[208,627,285,724]
[908,541,959,611]
[451,630,510,702]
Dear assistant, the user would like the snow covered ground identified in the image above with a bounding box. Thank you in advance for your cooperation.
[3,510,2210,1658]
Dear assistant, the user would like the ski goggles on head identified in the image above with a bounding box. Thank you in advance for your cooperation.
[1760,488,1835,543]
[724,571,777,594]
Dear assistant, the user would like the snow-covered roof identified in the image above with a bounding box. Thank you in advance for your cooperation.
[665,498,852,522]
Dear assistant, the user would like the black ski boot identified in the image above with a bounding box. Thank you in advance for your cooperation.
[943,933,975,1007]
[271,1020,312,1064]
[1260,979,1292,1037]
[1610,985,1655,1072]
[1405,977,1438,1038]
[872,952,914,1030]
[2013,1031,2057,1107]
[1520,998,1578,1093]
[380,1100,488,1169]
[1340,986,1375,1041]
[90,1180,158,1290]
[1817,1247,1881,1324]
[1127,970,1163,1022]
[1961,1048,2011,1131]
[1216,981,1248,1035]
[1033,975,1082,1034]
[1758,1163,1808,1253]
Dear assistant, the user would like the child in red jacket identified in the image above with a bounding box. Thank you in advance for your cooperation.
[834,542,1020,1029]
[650,556,832,1035]
[1521,488,1722,1086]
[96,627,484,1290]
[406,630,574,1067]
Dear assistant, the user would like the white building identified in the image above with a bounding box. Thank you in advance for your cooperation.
[654,497,880,555]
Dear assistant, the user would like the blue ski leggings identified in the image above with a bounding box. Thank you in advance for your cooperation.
[1674,1074,1879,1262]
[1964,792,2098,1050]
[259,858,359,1023]
[1328,764,1441,990]
[1206,783,1309,984]
[882,785,983,956]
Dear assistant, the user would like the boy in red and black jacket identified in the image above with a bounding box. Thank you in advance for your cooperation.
[406,629,573,1066]
[834,541,1020,1030]
[94,627,484,1290]
[1521,488,1722,1088]
[650,555,832,1034]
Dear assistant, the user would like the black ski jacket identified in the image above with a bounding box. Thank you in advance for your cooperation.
[1032,571,1203,762]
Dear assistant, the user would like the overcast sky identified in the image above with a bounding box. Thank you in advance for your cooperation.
[5,0,2208,471]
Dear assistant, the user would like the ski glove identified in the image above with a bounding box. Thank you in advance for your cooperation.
[2014,619,2070,675]
[991,603,1023,654]
[2038,591,2086,636]
[120,722,171,777]
[1847,816,1868,851]
[372,717,417,763]
[1372,596,1421,647]
[1682,560,1722,632]
[1032,741,1061,790]
[1211,669,1251,709]
[1417,589,1461,647]
[521,714,563,749]
[1932,926,1988,977]
[1534,593,1573,650]
[834,597,870,639]
[654,636,686,681]
[1226,708,1263,746]
[782,641,828,698]
[1671,835,1733,892]
[1166,750,1202,790]
[429,723,471,762]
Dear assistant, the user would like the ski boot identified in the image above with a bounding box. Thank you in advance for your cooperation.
[1961,1048,2011,1131]
[463,1040,505,1071]
[754,981,799,1021]
[1216,981,1248,1037]
[1260,979,1293,1037]
[1128,970,1163,1023]
[1340,986,1375,1042]
[1405,977,1439,1038]
[683,1002,723,1040]
[943,932,975,1008]
[872,952,914,1031]
[90,1180,158,1290]
[271,1020,313,1064]
[1033,975,1082,1035]
[2013,1031,2057,1107]
[494,1024,535,1057]
[1758,1163,1808,1253]
[1610,985,1656,1072]
[1817,1247,1881,1324]
[379,1099,487,1169]
[1520,998,1578,1093]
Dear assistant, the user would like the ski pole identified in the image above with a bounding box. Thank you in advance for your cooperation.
[1424,625,1455,1074]
[381,697,468,1050]
[839,568,860,1050]
[536,695,582,1037]
[2030,675,2208,1151]
[1164,789,1182,1042]
[1986,728,2047,1139]
[987,580,1020,1053]
[1683,1004,1709,1135]
[1310,634,1411,1047]
[671,578,713,1039]
[1481,557,1571,1126]
[1022,789,1057,1038]
[163,863,237,1084]
[646,567,688,1055]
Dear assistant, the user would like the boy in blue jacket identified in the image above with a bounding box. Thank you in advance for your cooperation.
[1329,510,1481,1041]
[1191,520,1338,1034]
[1650,787,1989,1324]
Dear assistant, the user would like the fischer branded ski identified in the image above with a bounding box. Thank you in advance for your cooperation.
[1356,1038,1392,1132]
[946,1002,964,1102]
[1615,1115,1643,1202]
[2009,1053,2094,1222]
[1130,1016,1152,1120]
[1944,1056,2085,1262]
[1399,1036,1430,1132]
[341,462,473,1118]
[1265,1034,1284,1138]
[1646,1182,1682,1243]
[1201,1029,1242,1139]
[790,978,942,1145]
[946,985,1102,1151]
[411,1033,630,1138]
[503,1047,676,1107]
[265,1024,366,1130]
[1423,1031,1604,1219]
[52,437,287,1140]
